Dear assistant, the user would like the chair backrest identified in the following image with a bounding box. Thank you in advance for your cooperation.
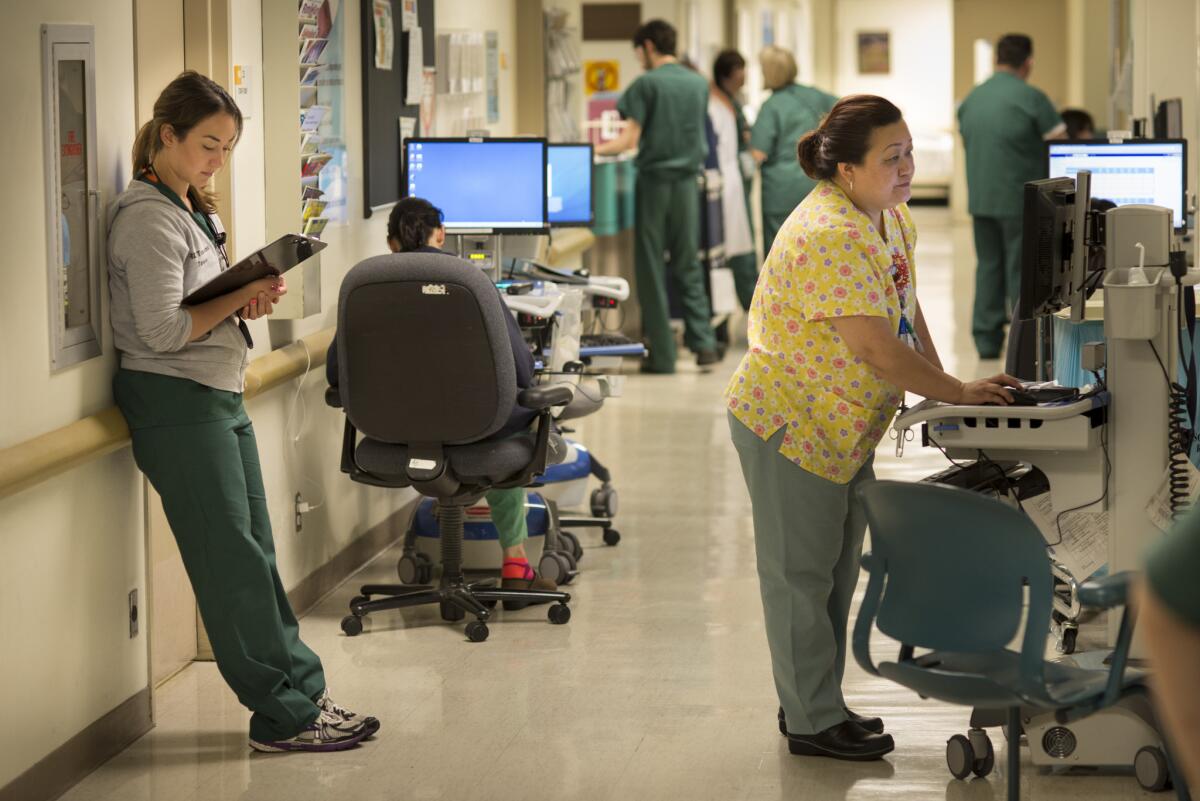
[856,480,1053,656]
[337,252,517,445]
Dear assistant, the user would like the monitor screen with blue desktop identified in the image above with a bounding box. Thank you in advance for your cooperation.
[547,144,593,227]
[403,138,547,232]
[1047,139,1187,228]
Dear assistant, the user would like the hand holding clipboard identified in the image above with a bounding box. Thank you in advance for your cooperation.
[184,234,327,305]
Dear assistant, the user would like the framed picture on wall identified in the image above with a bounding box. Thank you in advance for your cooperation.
[857,31,890,74]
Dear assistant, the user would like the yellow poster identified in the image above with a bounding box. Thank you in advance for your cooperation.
[584,60,619,95]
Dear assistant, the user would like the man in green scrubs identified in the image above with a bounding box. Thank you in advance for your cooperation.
[958,34,1065,358]
[595,19,720,374]
[750,46,837,257]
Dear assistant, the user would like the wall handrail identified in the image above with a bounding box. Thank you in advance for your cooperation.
[0,327,334,502]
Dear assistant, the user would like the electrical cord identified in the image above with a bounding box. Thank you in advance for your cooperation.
[284,339,325,513]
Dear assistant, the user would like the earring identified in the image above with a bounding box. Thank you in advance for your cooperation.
[849,179,855,192]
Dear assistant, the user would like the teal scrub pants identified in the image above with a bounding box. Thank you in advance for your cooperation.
[634,173,717,372]
[971,215,1024,357]
[113,369,325,742]
[728,413,875,735]
[485,487,527,548]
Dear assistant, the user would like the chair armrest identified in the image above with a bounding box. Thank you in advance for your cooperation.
[518,383,574,410]
[1077,571,1134,609]
[325,385,342,408]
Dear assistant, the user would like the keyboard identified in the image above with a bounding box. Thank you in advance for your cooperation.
[581,333,636,348]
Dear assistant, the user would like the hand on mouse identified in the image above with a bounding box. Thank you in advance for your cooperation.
[955,373,1023,405]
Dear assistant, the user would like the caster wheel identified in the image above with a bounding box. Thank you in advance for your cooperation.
[602,528,621,546]
[538,551,572,585]
[440,601,465,622]
[1135,745,1171,792]
[561,530,584,562]
[341,615,363,637]
[349,595,370,609]
[465,621,490,643]
[971,732,995,778]
[397,552,433,584]
[1059,627,1078,655]
[548,604,571,624]
[946,734,975,780]
[591,486,618,518]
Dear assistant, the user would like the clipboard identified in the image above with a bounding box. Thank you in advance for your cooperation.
[184,234,327,305]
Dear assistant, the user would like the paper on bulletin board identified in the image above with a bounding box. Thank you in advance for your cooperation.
[419,67,436,136]
[372,0,394,70]
[398,115,416,147]
[405,26,424,103]
[486,31,499,123]
[400,0,418,31]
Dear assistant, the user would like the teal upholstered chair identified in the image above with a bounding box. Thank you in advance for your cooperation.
[852,480,1189,800]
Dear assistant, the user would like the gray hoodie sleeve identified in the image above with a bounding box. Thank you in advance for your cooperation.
[111,209,195,352]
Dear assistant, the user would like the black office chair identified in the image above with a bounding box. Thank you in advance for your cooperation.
[328,252,574,643]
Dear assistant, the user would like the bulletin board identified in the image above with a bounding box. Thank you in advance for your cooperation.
[360,0,436,216]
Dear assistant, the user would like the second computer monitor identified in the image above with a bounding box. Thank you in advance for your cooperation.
[547,144,594,227]
[403,138,548,233]
[1047,139,1187,228]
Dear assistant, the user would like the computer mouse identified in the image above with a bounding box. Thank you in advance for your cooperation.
[1006,389,1040,406]
[984,389,1038,406]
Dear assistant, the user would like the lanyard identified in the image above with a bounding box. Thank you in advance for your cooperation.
[137,167,229,268]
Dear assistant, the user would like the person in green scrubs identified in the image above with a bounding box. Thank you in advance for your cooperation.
[595,19,720,374]
[713,49,758,311]
[958,34,1065,358]
[107,72,378,753]
[749,46,837,257]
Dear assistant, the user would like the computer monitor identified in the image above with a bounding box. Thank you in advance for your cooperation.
[547,144,594,227]
[1046,139,1187,228]
[1019,177,1075,319]
[1154,98,1183,139]
[402,137,548,233]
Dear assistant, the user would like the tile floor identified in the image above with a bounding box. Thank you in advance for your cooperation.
[59,208,1165,800]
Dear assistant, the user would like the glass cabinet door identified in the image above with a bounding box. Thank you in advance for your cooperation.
[43,29,101,370]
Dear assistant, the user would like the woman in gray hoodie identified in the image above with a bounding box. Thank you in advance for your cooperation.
[108,71,378,753]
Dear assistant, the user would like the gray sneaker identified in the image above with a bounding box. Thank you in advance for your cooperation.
[248,709,367,753]
[316,689,381,738]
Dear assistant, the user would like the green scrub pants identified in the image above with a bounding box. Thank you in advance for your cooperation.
[971,215,1024,358]
[761,209,791,261]
[728,413,875,735]
[634,173,717,372]
[486,487,527,548]
[113,369,325,743]
[728,252,759,311]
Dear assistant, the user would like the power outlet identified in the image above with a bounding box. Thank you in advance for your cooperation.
[128,589,139,638]
[295,492,304,533]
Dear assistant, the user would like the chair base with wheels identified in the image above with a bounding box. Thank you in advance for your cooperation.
[397,491,581,586]
[341,500,572,642]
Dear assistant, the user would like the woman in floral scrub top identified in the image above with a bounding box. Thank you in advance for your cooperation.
[725,95,1020,761]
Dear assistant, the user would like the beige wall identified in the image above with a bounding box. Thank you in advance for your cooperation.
[0,1,144,788]
[1131,0,1198,193]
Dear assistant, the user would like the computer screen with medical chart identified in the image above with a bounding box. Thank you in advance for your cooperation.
[1047,140,1187,228]
[403,138,548,232]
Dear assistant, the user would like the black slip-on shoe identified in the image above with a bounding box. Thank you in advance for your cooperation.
[778,706,885,736]
[786,721,894,761]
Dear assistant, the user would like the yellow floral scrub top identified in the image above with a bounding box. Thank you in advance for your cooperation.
[725,180,919,484]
